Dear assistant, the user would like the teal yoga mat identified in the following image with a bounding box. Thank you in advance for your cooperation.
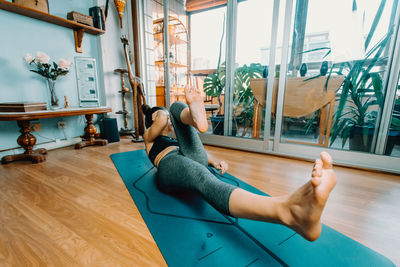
[111,149,394,267]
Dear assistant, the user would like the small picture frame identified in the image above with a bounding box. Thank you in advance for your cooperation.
[74,57,100,107]
[13,0,49,13]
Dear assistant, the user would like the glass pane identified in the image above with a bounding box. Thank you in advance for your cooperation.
[385,75,400,156]
[152,1,189,107]
[280,0,396,153]
[226,0,275,139]
[190,6,227,135]
[167,15,189,105]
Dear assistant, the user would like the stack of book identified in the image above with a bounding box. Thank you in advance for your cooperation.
[67,11,94,27]
[0,102,47,112]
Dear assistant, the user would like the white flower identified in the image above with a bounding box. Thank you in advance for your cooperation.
[23,53,34,63]
[36,51,50,64]
[57,58,72,70]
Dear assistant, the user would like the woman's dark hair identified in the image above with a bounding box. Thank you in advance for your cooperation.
[142,104,166,128]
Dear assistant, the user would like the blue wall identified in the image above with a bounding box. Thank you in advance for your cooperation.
[0,0,104,151]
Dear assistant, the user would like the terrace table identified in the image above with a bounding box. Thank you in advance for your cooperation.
[250,76,345,146]
[0,106,112,164]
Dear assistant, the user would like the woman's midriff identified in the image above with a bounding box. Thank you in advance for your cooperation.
[153,146,179,167]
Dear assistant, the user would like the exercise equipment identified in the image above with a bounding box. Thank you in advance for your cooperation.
[110,149,395,267]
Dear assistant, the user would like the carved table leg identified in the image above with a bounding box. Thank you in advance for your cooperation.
[1,120,47,164]
[75,114,108,149]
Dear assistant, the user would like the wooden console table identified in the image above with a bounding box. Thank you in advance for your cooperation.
[0,107,112,164]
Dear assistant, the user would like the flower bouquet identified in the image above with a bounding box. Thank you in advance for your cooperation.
[24,52,72,109]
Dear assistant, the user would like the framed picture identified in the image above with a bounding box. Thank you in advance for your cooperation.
[74,57,100,107]
[13,0,49,13]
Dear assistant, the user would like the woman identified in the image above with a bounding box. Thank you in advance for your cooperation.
[142,85,337,241]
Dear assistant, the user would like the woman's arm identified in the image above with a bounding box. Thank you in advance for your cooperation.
[207,153,228,174]
[143,110,169,142]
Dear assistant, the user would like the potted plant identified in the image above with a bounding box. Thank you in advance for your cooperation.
[203,62,263,136]
[329,29,394,152]
[24,52,71,109]
[292,0,398,152]
[328,0,397,152]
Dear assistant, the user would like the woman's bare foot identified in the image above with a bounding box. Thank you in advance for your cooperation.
[279,152,337,241]
[182,85,208,133]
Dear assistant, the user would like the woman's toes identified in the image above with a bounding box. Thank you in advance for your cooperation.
[311,176,322,187]
[320,152,333,169]
[312,159,323,177]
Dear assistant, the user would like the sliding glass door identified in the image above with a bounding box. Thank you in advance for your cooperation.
[196,0,281,151]
[141,0,400,172]
[275,0,400,171]
[190,6,227,136]
[384,76,400,157]
[222,0,275,141]
[277,0,397,151]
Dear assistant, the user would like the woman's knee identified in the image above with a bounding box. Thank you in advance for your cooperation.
[170,102,188,122]
[190,165,216,188]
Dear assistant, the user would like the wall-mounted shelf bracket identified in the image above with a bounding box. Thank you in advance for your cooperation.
[74,29,85,53]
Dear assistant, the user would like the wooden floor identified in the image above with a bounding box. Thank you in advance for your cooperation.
[0,137,399,266]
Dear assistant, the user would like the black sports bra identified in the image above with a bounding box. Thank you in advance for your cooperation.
[148,135,179,164]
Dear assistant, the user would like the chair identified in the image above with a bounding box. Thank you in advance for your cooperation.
[250,76,345,146]
[192,75,220,116]
[203,94,220,116]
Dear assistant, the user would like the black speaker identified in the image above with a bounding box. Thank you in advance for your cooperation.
[100,118,120,143]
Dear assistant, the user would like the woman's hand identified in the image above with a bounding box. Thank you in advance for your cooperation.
[214,160,228,175]
[207,153,228,174]
[144,110,170,143]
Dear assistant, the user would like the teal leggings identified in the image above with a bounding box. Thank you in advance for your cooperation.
[156,102,237,215]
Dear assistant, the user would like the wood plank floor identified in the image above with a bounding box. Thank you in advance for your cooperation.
[0,136,399,266]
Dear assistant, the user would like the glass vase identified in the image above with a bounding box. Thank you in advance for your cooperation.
[47,78,59,110]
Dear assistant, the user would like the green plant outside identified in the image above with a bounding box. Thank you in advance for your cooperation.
[293,0,399,150]
[322,0,400,150]
[203,62,264,133]
[202,0,399,145]
[329,30,395,148]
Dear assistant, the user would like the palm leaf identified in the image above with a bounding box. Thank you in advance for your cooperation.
[298,47,331,54]
[365,0,387,49]
[390,117,400,129]
[370,73,384,107]
[341,121,353,148]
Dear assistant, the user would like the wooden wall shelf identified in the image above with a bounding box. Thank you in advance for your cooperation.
[0,0,105,53]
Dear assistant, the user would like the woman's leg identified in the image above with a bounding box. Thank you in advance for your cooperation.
[168,85,210,166]
[169,101,208,166]
[157,151,237,214]
[228,152,337,241]
[158,149,336,241]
